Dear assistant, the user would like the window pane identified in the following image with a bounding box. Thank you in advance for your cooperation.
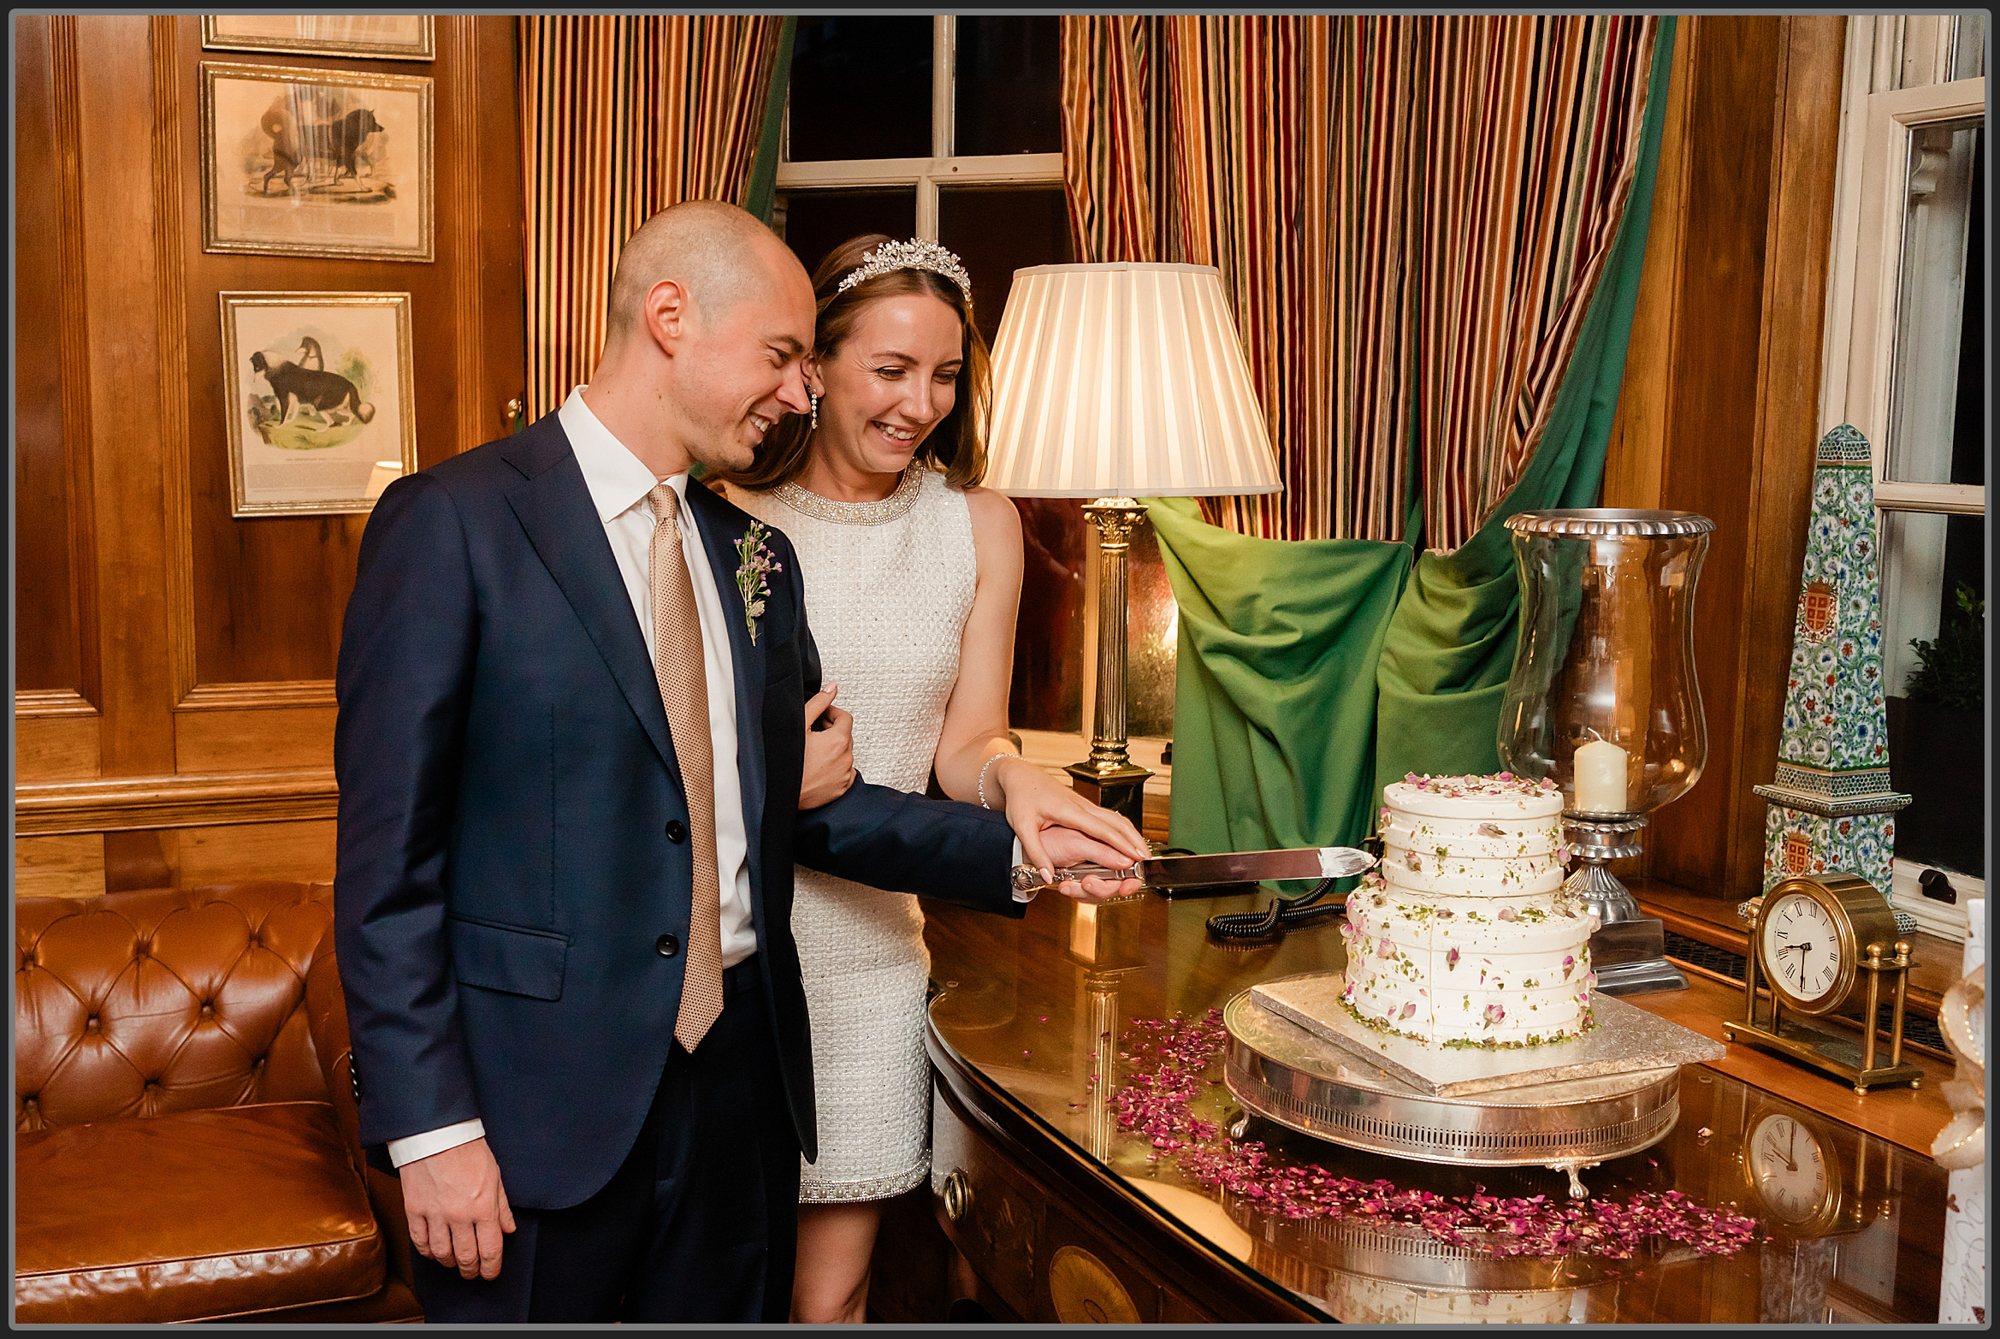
[787,17,932,163]
[1952,14,1985,78]
[1886,120,1982,485]
[955,17,1063,156]
[936,185,1075,349]
[1880,509,1985,698]
[1883,510,1985,876]
[777,189,917,282]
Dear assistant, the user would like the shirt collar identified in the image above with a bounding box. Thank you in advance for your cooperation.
[557,386,690,523]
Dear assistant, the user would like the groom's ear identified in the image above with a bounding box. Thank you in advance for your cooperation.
[642,277,694,355]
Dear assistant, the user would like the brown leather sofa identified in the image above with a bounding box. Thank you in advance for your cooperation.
[15,880,423,1323]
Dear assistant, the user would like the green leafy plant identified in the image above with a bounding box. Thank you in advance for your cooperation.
[1905,581,1984,712]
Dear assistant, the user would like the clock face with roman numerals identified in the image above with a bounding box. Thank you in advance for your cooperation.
[1748,1112,1832,1225]
[1759,890,1844,1007]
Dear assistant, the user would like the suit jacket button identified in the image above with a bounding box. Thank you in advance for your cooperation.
[656,934,680,958]
[665,820,687,843]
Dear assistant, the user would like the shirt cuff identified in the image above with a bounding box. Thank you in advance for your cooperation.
[387,1118,486,1168]
[1010,836,1035,903]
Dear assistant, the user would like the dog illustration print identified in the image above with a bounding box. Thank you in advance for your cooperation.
[315,108,386,182]
[251,350,375,426]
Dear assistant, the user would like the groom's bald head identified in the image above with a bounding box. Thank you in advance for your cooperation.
[605,200,797,342]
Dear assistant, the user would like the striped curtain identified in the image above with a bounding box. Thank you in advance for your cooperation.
[1060,15,1658,552]
[519,16,785,423]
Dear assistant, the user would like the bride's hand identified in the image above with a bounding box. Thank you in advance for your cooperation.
[990,755,1150,879]
[799,681,854,809]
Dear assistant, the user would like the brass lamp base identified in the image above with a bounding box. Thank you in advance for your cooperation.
[1072,497,1152,829]
[1067,758,1152,829]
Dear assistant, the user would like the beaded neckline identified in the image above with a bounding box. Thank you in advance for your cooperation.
[773,465,924,526]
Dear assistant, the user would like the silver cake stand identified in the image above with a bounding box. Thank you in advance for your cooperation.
[1222,975,1722,1197]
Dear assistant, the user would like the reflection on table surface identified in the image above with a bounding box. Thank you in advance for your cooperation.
[923,888,1948,1324]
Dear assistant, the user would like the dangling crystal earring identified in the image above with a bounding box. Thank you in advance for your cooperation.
[809,390,820,431]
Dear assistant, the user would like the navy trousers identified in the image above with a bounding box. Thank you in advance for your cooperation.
[410,962,800,1322]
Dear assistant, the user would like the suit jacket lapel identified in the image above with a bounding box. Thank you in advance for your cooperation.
[685,480,767,839]
[501,420,682,788]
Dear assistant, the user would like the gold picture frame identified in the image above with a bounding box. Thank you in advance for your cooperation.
[201,61,433,262]
[200,14,436,62]
[221,292,417,517]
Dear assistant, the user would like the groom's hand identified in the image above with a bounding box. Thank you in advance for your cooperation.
[400,1137,516,1280]
[1036,824,1146,903]
[799,680,855,808]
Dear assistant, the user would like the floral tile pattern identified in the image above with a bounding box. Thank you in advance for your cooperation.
[1762,424,1906,895]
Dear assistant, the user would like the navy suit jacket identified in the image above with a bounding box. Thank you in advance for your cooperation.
[332,414,1020,1210]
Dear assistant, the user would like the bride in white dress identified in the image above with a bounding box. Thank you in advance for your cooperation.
[722,235,1148,1323]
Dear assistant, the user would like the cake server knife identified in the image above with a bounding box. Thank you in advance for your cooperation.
[1010,845,1379,896]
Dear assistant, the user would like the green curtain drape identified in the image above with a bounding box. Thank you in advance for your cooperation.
[1154,18,1677,866]
[744,16,796,225]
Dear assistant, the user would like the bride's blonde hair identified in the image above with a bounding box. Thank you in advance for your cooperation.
[724,233,991,492]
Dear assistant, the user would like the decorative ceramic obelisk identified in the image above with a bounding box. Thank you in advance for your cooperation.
[1753,424,1910,893]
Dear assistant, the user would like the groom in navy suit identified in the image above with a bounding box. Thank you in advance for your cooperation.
[333,201,1140,1323]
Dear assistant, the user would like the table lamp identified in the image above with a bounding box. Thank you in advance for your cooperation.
[984,262,1283,824]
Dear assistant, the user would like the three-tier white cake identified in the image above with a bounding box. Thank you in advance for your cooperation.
[1341,773,1597,1047]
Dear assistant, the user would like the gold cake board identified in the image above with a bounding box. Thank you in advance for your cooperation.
[1223,975,1724,1197]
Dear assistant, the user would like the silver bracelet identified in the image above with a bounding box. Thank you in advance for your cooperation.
[977,752,1015,810]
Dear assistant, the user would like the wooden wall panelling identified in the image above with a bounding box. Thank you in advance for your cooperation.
[465,16,529,446]
[1613,16,1785,891]
[1605,17,1850,904]
[15,769,340,836]
[1603,15,1695,515]
[175,706,338,773]
[170,14,528,714]
[15,824,338,901]
[77,13,178,778]
[174,19,417,698]
[153,13,200,712]
[14,16,101,720]
[13,720,103,781]
[14,836,107,901]
[1719,16,1851,902]
[170,819,340,888]
[16,16,524,897]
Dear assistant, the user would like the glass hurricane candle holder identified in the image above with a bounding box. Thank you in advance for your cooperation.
[1498,509,1715,995]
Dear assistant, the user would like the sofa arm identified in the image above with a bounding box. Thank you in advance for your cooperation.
[305,927,416,1293]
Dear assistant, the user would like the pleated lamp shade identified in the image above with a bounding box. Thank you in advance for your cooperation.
[984,262,1282,499]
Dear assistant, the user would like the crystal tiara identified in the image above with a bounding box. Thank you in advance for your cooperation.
[834,238,972,298]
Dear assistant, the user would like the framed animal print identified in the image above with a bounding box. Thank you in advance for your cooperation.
[201,61,433,262]
[201,14,436,62]
[220,292,417,517]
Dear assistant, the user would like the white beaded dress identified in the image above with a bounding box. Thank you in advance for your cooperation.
[728,466,977,1203]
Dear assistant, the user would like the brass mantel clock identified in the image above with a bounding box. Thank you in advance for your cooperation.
[1723,873,1923,1093]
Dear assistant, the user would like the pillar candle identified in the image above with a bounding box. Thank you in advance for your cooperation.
[1573,738,1629,812]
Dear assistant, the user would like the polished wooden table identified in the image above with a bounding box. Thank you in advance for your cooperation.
[918,888,1950,1324]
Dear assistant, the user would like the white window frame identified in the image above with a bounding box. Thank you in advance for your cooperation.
[1818,14,1987,941]
[775,16,1064,238]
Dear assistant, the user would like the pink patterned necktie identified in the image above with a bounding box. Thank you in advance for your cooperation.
[647,483,723,1051]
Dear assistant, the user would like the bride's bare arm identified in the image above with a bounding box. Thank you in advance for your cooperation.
[932,488,1148,873]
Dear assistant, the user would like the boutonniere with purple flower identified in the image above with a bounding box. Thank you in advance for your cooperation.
[734,521,781,644]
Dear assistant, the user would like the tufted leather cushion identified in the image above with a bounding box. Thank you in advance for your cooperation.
[17,883,335,1129]
[14,882,418,1323]
[14,1101,385,1323]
